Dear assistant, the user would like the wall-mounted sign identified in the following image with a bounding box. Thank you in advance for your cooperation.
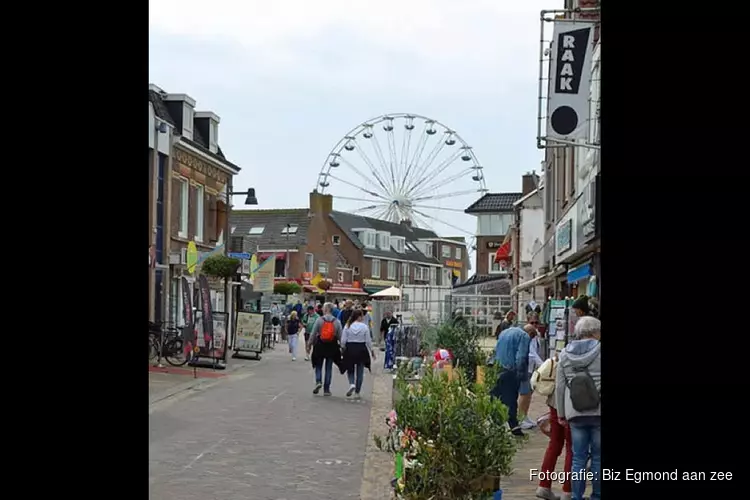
[444,260,463,268]
[556,219,572,255]
[363,278,398,287]
[486,241,504,249]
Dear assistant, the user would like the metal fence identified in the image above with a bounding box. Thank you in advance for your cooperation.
[386,293,512,338]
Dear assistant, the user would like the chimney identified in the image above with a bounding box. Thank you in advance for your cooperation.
[522,172,539,196]
[195,111,220,153]
[163,93,196,141]
[309,190,333,215]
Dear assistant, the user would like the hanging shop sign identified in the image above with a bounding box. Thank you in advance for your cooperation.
[567,263,592,284]
[486,241,504,249]
[253,255,275,293]
[547,21,595,140]
[444,260,463,268]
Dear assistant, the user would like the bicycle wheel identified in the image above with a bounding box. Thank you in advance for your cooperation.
[164,338,188,366]
[149,335,159,361]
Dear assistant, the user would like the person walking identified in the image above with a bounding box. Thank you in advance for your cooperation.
[302,305,319,362]
[381,310,399,370]
[498,310,517,335]
[556,316,601,500]
[519,317,544,429]
[286,310,301,361]
[338,300,354,326]
[269,301,282,343]
[490,325,532,437]
[341,309,377,400]
[307,302,343,397]
[534,354,573,500]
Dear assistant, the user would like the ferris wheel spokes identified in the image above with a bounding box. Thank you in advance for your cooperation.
[412,167,475,199]
[340,153,390,198]
[369,131,396,194]
[405,135,446,194]
[413,189,484,203]
[408,149,465,197]
[327,173,387,200]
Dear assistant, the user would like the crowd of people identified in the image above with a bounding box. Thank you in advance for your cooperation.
[269,298,384,399]
[492,296,601,500]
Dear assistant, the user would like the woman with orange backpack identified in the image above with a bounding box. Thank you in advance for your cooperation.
[307,302,343,397]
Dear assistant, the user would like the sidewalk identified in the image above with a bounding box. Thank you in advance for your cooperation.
[502,395,569,499]
[148,354,264,405]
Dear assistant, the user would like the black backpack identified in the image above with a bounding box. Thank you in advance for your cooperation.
[564,352,600,412]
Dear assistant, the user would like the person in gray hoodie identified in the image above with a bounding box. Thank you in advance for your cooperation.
[307,302,343,396]
[555,316,601,500]
[341,308,377,399]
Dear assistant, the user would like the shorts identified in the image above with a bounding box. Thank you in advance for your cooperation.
[519,373,531,396]
[271,317,280,327]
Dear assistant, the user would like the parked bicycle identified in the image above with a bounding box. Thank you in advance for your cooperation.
[149,321,189,367]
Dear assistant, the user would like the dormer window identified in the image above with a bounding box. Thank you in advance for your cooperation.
[376,231,390,250]
[353,228,376,249]
[390,236,406,253]
[281,225,298,234]
[182,105,194,141]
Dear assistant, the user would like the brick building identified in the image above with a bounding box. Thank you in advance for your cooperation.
[148,84,241,325]
[229,191,470,297]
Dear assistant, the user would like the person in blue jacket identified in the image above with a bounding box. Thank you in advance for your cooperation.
[491,325,532,437]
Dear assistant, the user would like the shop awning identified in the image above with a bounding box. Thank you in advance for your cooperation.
[258,252,286,260]
[494,241,511,264]
[567,263,592,284]
[364,285,388,294]
[327,286,368,296]
[511,267,564,296]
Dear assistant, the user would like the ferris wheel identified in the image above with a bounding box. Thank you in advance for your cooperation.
[316,113,488,241]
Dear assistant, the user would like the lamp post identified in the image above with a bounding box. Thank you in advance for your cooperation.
[225,188,258,364]
[285,223,291,279]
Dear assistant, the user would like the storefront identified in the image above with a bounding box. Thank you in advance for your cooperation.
[362,278,399,295]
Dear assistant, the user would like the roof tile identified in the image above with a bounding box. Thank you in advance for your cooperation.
[464,192,523,213]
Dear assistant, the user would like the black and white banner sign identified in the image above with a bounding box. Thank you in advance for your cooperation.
[547,22,594,140]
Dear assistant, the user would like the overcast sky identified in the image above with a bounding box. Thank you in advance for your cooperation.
[150,0,550,268]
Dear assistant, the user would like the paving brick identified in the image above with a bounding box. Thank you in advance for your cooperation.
[150,347,374,500]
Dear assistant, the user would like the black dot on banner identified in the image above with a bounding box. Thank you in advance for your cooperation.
[550,106,578,136]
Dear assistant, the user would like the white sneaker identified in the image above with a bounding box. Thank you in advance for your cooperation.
[346,384,356,397]
[520,416,536,430]
[292,356,296,361]
[535,487,560,500]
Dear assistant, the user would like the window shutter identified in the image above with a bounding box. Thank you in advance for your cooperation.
[188,184,197,240]
[170,178,181,237]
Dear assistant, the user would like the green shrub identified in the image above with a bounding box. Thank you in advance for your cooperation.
[201,255,240,279]
[273,281,302,295]
[375,367,517,499]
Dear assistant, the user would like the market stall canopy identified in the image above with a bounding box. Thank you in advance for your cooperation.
[371,286,401,298]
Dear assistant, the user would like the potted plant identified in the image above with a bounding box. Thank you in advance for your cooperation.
[375,366,516,499]
[273,281,302,296]
[201,255,241,280]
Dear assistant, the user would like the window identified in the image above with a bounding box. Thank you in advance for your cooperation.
[390,236,405,253]
[489,254,507,274]
[355,229,376,249]
[401,263,409,284]
[441,245,451,258]
[377,232,390,250]
[387,261,397,280]
[337,271,344,283]
[318,261,329,275]
[371,259,381,278]
[178,178,188,238]
[429,266,437,285]
[477,214,513,236]
[442,268,452,286]
[305,253,314,274]
[455,247,462,259]
[195,185,204,242]
[332,235,341,245]
[281,225,298,234]
[248,226,264,235]
[415,266,429,281]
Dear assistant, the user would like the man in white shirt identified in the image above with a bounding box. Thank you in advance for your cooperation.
[519,316,544,430]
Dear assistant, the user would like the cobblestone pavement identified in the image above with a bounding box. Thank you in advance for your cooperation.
[149,346,375,500]
[501,393,594,499]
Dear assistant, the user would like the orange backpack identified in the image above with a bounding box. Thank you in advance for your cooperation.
[320,319,336,342]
